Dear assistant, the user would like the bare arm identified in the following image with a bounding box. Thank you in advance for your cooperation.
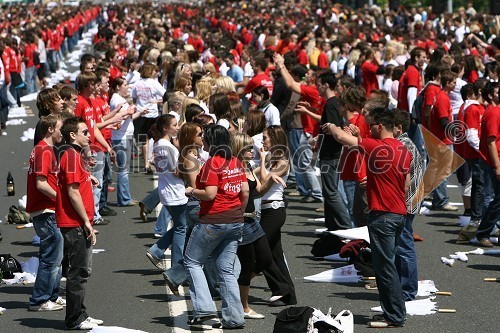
[274,53,302,94]
[36,176,56,200]
[321,123,359,147]
[239,181,250,214]
[190,185,218,201]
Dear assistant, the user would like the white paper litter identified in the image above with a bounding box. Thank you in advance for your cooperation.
[419,207,431,215]
[458,215,470,227]
[323,253,349,262]
[308,218,325,222]
[447,185,459,188]
[441,257,455,266]
[449,252,468,262]
[21,257,39,276]
[0,306,6,314]
[315,228,328,234]
[20,92,38,102]
[8,106,27,118]
[21,128,35,141]
[417,280,439,297]
[304,264,361,283]
[2,272,36,285]
[92,249,106,254]
[5,119,27,126]
[20,222,33,228]
[372,298,437,316]
[89,327,149,333]
[330,226,370,243]
[18,195,27,210]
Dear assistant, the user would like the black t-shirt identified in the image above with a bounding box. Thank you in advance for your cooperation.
[319,96,345,160]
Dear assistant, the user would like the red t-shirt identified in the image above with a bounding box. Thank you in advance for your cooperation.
[74,95,96,145]
[480,105,500,167]
[398,65,422,112]
[430,90,453,145]
[299,85,320,135]
[340,114,369,181]
[297,49,309,65]
[56,147,94,228]
[244,72,273,96]
[109,66,123,81]
[197,155,247,219]
[317,52,329,69]
[462,103,485,160]
[455,104,466,158]
[361,60,379,96]
[422,83,441,128]
[359,137,411,215]
[26,140,57,213]
[92,96,111,147]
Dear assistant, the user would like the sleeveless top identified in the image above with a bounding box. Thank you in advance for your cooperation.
[261,163,289,201]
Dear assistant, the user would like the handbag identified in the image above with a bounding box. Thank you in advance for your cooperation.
[0,253,22,279]
[7,205,31,224]
[273,306,315,333]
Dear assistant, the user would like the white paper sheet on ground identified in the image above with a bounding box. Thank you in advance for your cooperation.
[448,202,464,206]
[308,218,325,222]
[315,228,328,234]
[92,249,106,254]
[419,206,431,215]
[458,215,470,227]
[18,195,27,209]
[21,128,35,141]
[20,92,38,102]
[330,226,370,243]
[323,253,349,262]
[21,257,39,276]
[6,119,27,126]
[447,184,459,188]
[2,272,36,285]
[372,298,437,316]
[417,280,438,297]
[8,107,27,118]
[0,306,6,314]
[304,264,361,283]
[89,327,149,333]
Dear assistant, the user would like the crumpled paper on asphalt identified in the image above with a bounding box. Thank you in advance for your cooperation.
[304,264,361,283]
[372,298,437,316]
[89,327,149,333]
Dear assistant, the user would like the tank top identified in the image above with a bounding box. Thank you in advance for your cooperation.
[261,164,289,201]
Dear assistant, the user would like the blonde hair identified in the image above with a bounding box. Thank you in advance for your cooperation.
[215,76,236,92]
[195,79,212,103]
[384,46,396,62]
[162,91,186,114]
[203,62,220,78]
[231,132,254,161]
[347,49,361,69]
[174,76,192,94]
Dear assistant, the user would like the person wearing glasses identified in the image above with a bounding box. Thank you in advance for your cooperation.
[57,117,102,330]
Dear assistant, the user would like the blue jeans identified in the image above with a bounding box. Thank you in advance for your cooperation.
[24,66,38,94]
[184,223,244,327]
[154,206,170,235]
[29,213,64,306]
[368,212,406,325]
[396,214,418,301]
[141,187,161,212]
[409,123,424,157]
[91,151,105,220]
[149,204,188,287]
[476,164,500,240]
[319,159,351,230]
[430,144,453,208]
[468,158,485,222]
[288,129,307,195]
[343,179,356,227]
[289,129,323,200]
[99,153,111,210]
[481,159,494,213]
[112,138,133,206]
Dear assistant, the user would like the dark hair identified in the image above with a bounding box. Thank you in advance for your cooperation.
[337,75,355,90]
[192,114,214,126]
[460,84,474,101]
[410,47,425,63]
[245,110,266,137]
[110,77,126,94]
[484,62,499,79]
[39,114,61,137]
[252,85,270,100]
[150,114,176,142]
[392,66,405,81]
[317,72,336,90]
[424,64,440,82]
[209,92,231,120]
[61,116,86,143]
[393,109,410,133]
[80,53,96,63]
[204,124,232,159]
[369,107,395,130]
[482,81,500,104]
[77,72,97,92]
[264,125,289,165]
[36,88,61,117]
[440,70,456,87]
[252,54,267,71]
[463,55,478,81]
[291,64,308,80]
[185,104,204,122]
[472,78,488,98]
[59,86,78,101]
[340,86,366,112]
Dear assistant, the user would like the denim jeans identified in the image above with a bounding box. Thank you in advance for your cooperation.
[24,66,38,94]
[368,211,406,325]
[468,158,485,222]
[61,227,93,328]
[0,85,9,125]
[153,206,170,235]
[112,138,133,206]
[343,179,356,227]
[184,222,245,327]
[319,159,352,230]
[408,123,424,157]
[149,204,188,287]
[481,159,495,213]
[396,214,418,301]
[430,144,453,208]
[289,129,323,200]
[476,164,500,240]
[30,213,64,306]
[99,153,111,210]
[91,151,105,220]
[288,129,307,195]
[141,187,161,212]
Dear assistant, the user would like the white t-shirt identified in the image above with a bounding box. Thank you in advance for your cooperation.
[110,93,134,141]
[154,138,188,206]
[217,118,230,129]
[131,78,166,118]
[261,103,280,127]
[243,62,254,78]
[450,77,467,116]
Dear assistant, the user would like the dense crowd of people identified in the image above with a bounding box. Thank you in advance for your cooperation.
[1,0,497,330]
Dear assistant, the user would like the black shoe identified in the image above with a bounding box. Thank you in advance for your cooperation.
[212,322,244,329]
[463,209,472,217]
[93,218,110,225]
[285,182,297,189]
[187,314,218,326]
[300,196,323,203]
[99,206,117,217]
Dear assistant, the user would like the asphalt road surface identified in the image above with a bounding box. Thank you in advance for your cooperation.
[0,100,499,333]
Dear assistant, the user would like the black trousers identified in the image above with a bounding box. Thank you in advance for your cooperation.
[61,227,92,328]
[259,207,297,304]
[237,235,272,286]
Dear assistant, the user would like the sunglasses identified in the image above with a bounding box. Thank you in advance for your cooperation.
[79,129,90,136]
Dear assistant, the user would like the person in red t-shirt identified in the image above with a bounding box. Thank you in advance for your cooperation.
[476,82,500,247]
[23,33,39,94]
[322,107,411,328]
[27,114,65,312]
[184,125,249,327]
[427,70,459,212]
[421,64,441,129]
[361,48,381,97]
[242,54,273,97]
[57,117,101,330]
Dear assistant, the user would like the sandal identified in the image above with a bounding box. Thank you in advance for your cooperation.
[244,309,265,319]
[368,319,403,328]
[365,282,378,290]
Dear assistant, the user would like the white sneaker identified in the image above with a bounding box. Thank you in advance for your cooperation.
[67,318,98,330]
[60,277,67,282]
[29,300,63,311]
[86,316,104,325]
[54,297,66,306]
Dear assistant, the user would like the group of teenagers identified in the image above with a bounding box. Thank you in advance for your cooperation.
[19,0,500,330]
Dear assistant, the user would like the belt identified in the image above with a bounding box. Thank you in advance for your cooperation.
[261,201,285,210]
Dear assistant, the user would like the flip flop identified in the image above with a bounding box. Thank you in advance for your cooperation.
[244,309,265,319]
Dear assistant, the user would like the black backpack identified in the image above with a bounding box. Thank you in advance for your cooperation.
[0,254,22,279]
[311,233,345,257]
[273,306,315,333]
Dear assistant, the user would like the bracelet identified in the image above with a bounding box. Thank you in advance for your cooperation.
[189,188,195,197]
